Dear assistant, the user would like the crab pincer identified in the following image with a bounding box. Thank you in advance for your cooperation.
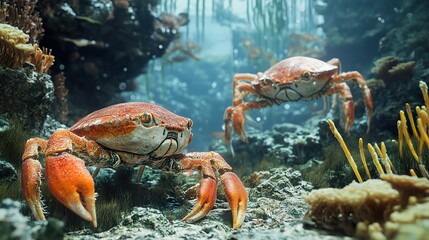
[178,152,248,229]
[182,173,248,229]
[182,177,217,223]
[46,153,97,227]
[221,171,248,229]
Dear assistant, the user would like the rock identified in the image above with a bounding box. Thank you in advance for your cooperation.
[0,198,64,240]
[0,156,17,182]
[40,115,68,138]
[249,167,313,201]
[0,64,54,135]
[229,123,323,170]
[64,166,346,240]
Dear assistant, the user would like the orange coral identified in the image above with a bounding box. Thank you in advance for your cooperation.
[0,0,44,43]
[54,72,69,124]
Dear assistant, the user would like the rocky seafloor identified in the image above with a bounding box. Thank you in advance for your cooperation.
[0,120,352,240]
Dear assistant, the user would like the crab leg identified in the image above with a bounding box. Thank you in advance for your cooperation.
[171,152,248,229]
[21,138,48,221]
[332,71,373,133]
[224,100,271,145]
[325,82,355,134]
[224,74,258,147]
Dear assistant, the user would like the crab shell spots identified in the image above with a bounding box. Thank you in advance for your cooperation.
[70,102,192,155]
[266,56,337,84]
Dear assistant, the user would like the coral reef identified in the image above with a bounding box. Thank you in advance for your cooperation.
[0,0,44,43]
[305,81,429,238]
[0,0,56,135]
[0,23,34,68]
[371,56,415,86]
[304,174,429,239]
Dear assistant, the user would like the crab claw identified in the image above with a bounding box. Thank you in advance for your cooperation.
[21,158,45,221]
[46,154,97,227]
[221,172,248,229]
[182,177,216,223]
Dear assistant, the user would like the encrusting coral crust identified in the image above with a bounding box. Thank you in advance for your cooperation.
[0,23,34,68]
[303,174,429,239]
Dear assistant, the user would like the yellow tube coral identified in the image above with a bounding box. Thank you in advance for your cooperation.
[328,120,363,183]
[368,143,385,175]
[406,103,419,141]
[419,81,429,111]
[399,110,419,161]
[359,138,371,179]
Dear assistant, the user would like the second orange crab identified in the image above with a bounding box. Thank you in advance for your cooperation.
[21,102,248,229]
[224,56,373,146]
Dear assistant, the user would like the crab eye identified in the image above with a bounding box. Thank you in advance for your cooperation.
[187,119,193,128]
[141,112,153,126]
[263,78,273,84]
[301,71,311,81]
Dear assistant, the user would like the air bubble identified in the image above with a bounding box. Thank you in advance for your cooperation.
[119,82,127,91]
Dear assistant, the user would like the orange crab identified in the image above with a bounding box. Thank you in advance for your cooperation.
[21,102,248,229]
[224,56,373,145]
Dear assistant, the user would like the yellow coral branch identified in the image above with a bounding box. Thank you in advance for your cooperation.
[374,143,392,174]
[416,118,429,178]
[417,118,429,153]
[397,120,404,158]
[399,110,419,161]
[419,81,429,111]
[327,119,363,183]
[381,142,395,174]
[416,106,429,135]
[406,103,419,141]
[367,143,385,175]
[359,138,371,179]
